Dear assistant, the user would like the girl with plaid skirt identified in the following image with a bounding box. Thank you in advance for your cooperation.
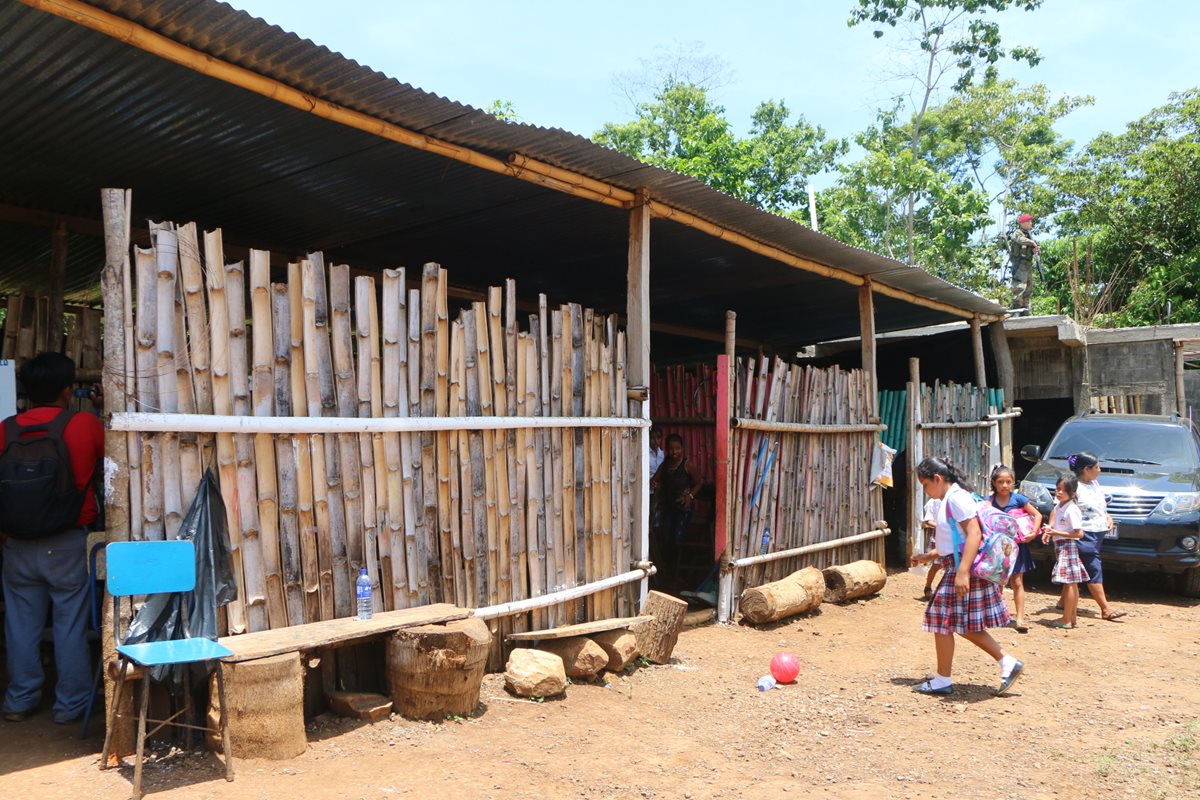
[1043,474,1087,629]
[909,458,1024,697]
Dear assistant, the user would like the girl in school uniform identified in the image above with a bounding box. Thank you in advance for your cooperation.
[1069,452,1127,621]
[986,464,1042,633]
[1042,474,1088,629]
[909,457,1024,696]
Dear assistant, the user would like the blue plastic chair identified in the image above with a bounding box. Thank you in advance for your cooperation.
[100,540,234,800]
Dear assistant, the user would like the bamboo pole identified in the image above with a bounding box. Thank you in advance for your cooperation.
[405,287,427,605]
[173,274,203,516]
[473,301,499,609]
[301,260,336,622]
[307,254,352,620]
[330,265,365,614]
[250,251,288,629]
[205,229,248,633]
[381,269,409,608]
[435,267,455,607]
[537,296,556,625]
[503,280,525,633]
[151,224,183,538]
[463,308,489,608]
[356,275,385,612]
[450,318,471,608]
[487,287,513,617]
[272,281,306,626]
[133,246,163,543]
[419,265,445,603]
[226,257,269,632]
[288,263,321,624]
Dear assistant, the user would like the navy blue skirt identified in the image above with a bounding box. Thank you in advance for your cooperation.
[1011,541,1036,575]
[1077,530,1105,583]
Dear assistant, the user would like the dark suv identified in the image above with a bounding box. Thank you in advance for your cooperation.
[1020,412,1200,597]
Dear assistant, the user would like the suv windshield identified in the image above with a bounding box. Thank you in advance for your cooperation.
[1046,421,1198,468]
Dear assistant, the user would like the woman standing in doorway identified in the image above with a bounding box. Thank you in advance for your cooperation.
[650,433,702,586]
[1069,452,1127,621]
[909,457,1024,696]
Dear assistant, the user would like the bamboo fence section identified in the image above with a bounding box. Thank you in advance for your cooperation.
[115,219,640,649]
[914,381,998,496]
[727,358,886,611]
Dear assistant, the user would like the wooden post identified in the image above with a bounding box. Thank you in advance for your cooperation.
[1176,342,1187,417]
[906,357,923,563]
[858,281,877,417]
[717,310,736,624]
[99,188,134,759]
[970,318,987,390]
[987,320,1016,465]
[49,219,67,353]
[627,189,651,609]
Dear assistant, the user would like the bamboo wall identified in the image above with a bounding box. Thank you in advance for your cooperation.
[117,221,639,637]
[728,358,885,601]
[915,382,999,496]
[1,292,103,389]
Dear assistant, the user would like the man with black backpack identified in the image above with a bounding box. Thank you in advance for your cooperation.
[1,352,103,724]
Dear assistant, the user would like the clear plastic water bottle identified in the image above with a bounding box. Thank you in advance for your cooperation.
[757,675,777,692]
[356,568,372,620]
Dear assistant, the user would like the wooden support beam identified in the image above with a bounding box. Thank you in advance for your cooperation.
[906,357,923,562]
[48,219,67,352]
[988,321,1015,406]
[970,318,987,389]
[627,189,651,609]
[858,282,876,416]
[99,187,133,759]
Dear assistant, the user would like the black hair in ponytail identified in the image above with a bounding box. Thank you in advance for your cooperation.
[915,457,976,494]
[1067,451,1099,476]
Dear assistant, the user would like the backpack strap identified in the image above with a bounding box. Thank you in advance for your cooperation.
[1,415,18,449]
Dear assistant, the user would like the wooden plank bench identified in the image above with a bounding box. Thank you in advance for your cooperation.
[217,603,472,662]
[505,615,652,642]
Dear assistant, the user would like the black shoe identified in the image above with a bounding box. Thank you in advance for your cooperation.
[997,661,1025,696]
[3,709,32,722]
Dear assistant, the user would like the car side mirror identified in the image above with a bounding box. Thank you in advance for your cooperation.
[1020,444,1041,463]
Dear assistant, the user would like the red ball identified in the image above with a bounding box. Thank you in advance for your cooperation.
[770,651,800,684]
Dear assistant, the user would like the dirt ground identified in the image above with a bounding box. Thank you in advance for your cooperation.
[2,568,1198,800]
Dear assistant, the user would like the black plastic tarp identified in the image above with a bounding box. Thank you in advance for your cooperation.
[122,469,236,683]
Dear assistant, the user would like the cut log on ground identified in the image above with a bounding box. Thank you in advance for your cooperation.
[207,653,305,760]
[589,629,639,672]
[504,648,566,698]
[328,690,393,722]
[534,636,608,680]
[387,618,490,721]
[822,560,888,603]
[634,590,687,664]
[740,566,824,625]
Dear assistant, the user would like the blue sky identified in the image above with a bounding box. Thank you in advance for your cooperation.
[232,1,1199,157]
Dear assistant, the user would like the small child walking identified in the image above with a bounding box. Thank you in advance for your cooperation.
[986,465,1042,633]
[909,457,1024,697]
[921,497,943,600]
[1043,474,1088,629]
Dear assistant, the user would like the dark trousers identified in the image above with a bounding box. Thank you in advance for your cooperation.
[2,528,91,720]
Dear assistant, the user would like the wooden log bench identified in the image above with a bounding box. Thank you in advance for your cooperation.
[503,615,652,642]
[209,604,471,758]
[217,603,472,662]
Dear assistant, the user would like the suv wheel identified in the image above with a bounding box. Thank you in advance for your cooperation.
[1178,568,1200,599]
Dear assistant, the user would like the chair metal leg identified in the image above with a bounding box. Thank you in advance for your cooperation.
[133,672,150,800]
[101,659,129,770]
[215,664,234,781]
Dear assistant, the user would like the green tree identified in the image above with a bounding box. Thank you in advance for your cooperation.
[817,104,994,291]
[848,0,1043,263]
[1046,89,1200,326]
[593,81,846,213]
[484,99,519,122]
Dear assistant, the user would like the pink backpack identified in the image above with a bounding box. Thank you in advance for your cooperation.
[949,495,1020,585]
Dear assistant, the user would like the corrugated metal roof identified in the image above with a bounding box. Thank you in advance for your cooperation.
[85,0,1003,316]
[0,0,1004,344]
